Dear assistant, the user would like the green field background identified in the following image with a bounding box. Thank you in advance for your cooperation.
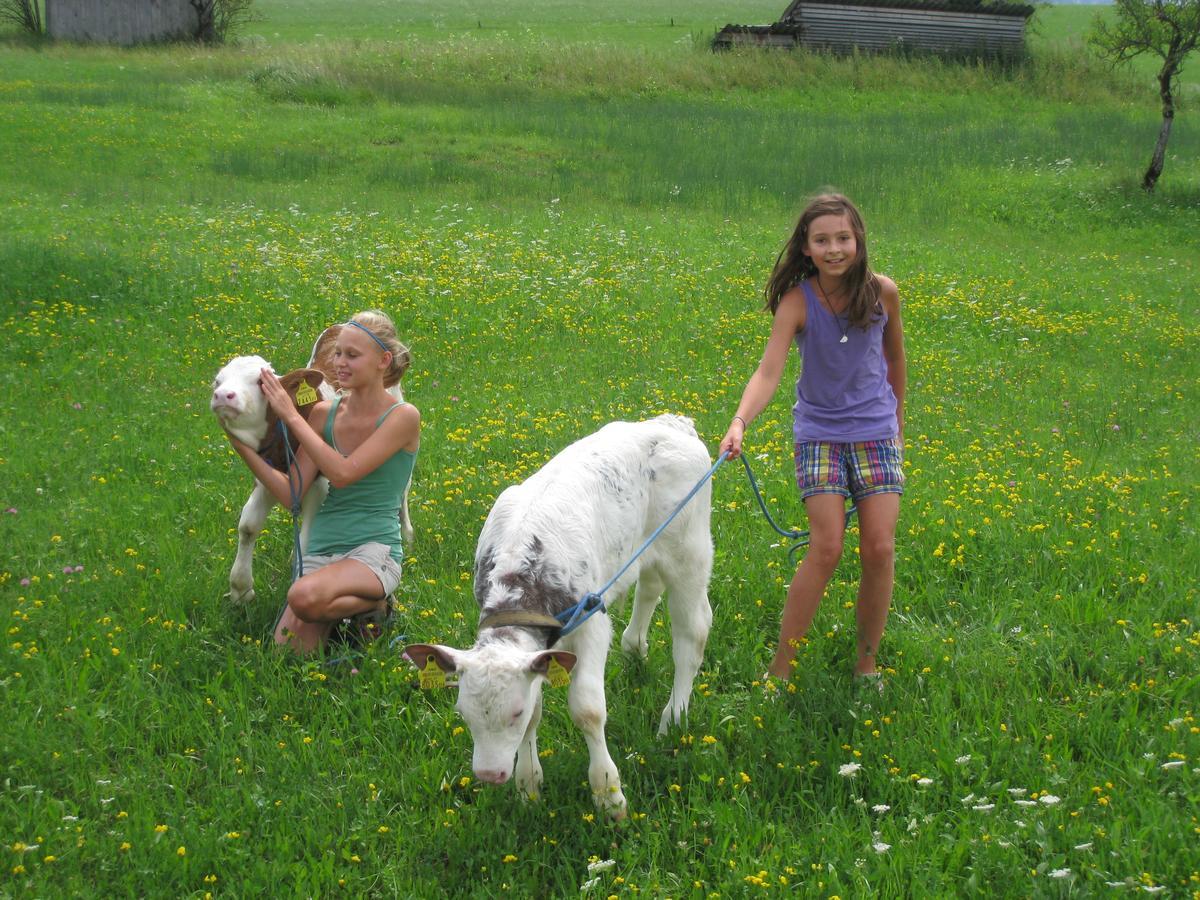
[1,1,1197,896]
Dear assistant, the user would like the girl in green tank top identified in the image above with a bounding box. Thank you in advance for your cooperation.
[225,310,420,654]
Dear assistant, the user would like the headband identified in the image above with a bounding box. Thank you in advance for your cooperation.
[344,320,391,354]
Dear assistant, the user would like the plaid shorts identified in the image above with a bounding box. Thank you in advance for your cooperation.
[795,438,905,502]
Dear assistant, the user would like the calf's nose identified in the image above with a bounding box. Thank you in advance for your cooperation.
[474,767,510,785]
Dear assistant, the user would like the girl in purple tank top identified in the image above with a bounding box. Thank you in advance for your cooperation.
[719,193,907,689]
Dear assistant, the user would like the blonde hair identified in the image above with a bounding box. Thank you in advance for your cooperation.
[348,310,411,388]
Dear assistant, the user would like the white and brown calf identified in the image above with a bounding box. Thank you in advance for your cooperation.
[210,326,412,603]
[405,415,714,819]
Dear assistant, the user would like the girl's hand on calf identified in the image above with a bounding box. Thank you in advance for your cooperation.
[259,368,300,423]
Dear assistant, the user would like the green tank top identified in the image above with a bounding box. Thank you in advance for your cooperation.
[306,396,416,564]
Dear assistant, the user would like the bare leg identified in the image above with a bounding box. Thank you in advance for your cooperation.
[274,559,387,654]
[852,492,900,676]
[767,493,847,679]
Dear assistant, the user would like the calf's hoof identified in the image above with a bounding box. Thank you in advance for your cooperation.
[593,786,628,821]
[516,776,544,802]
[620,630,648,659]
[229,585,255,605]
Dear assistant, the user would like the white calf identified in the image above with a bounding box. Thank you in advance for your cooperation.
[405,415,714,819]
[211,327,412,603]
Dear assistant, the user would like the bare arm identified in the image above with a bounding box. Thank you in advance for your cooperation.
[878,275,906,441]
[226,422,322,509]
[260,369,421,490]
[719,287,806,458]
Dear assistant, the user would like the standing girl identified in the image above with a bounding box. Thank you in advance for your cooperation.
[720,194,906,683]
[226,310,420,653]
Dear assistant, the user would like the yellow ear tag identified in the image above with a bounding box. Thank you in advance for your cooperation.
[294,380,319,407]
[418,655,446,690]
[547,658,571,689]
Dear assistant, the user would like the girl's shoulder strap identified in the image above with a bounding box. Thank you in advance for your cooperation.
[375,401,406,427]
[324,394,343,444]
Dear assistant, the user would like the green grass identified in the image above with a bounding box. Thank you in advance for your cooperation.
[1,2,1198,896]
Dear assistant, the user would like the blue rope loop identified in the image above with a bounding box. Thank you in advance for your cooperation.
[738,453,857,564]
[554,451,730,641]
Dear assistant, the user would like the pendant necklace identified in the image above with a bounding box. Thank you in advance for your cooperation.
[817,277,850,343]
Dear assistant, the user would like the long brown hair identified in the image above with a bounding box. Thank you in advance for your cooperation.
[764,193,881,328]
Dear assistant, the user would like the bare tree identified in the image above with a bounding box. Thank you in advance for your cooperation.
[1091,0,1200,191]
[190,0,257,43]
[0,0,43,35]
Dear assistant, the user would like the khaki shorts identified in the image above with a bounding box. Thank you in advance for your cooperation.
[301,542,403,598]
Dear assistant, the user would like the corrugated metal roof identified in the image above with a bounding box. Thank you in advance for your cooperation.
[781,0,1034,20]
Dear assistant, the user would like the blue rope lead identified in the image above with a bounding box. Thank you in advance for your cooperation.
[279,420,305,584]
[555,450,731,639]
[738,453,856,564]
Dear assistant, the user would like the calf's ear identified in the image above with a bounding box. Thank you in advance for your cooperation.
[278,368,326,414]
[403,643,460,673]
[530,650,577,675]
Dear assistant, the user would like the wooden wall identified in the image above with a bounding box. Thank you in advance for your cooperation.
[787,2,1029,56]
[46,0,197,45]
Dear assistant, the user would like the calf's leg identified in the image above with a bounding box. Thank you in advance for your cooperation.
[620,569,664,659]
[657,565,713,736]
[513,691,545,801]
[229,482,273,604]
[567,620,627,819]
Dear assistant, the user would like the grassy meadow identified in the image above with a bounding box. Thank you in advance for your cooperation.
[1,0,1198,896]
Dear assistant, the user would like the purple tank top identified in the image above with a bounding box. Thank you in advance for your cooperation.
[793,279,899,443]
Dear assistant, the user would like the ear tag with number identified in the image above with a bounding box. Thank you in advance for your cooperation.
[294,380,319,407]
[547,658,571,689]
[418,655,446,690]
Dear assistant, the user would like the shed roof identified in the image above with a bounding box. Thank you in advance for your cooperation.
[781,0,1034,19]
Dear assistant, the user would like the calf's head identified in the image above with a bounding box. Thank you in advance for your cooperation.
[211,355,272,448]
[211,356,328,469]
[405,642,576,784]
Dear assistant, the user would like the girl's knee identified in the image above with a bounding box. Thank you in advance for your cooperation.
[860,535,895,569]
[287,580,325,621]
[806,537,844,571]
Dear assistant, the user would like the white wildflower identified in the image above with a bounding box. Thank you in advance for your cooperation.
[1074,842,1093,851]
[838,762,862,777]
[872,804,890,814]
[916,777,933,787]
[955,755,971,765]
[1006,788,1027,797]
[1049,868,1071,879]
[1014,800,1036,807]
[972,803,995,812]
[960,793,976,805]
[580,877,600,891]
[587,859,616,874]
[873,842,891,854]
[1038,794,1061,806]
[1160,760,1185,770]
[1141,886,1166,894]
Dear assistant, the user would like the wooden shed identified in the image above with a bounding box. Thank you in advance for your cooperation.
[46,0,198,45]
[714,0,1035,58]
